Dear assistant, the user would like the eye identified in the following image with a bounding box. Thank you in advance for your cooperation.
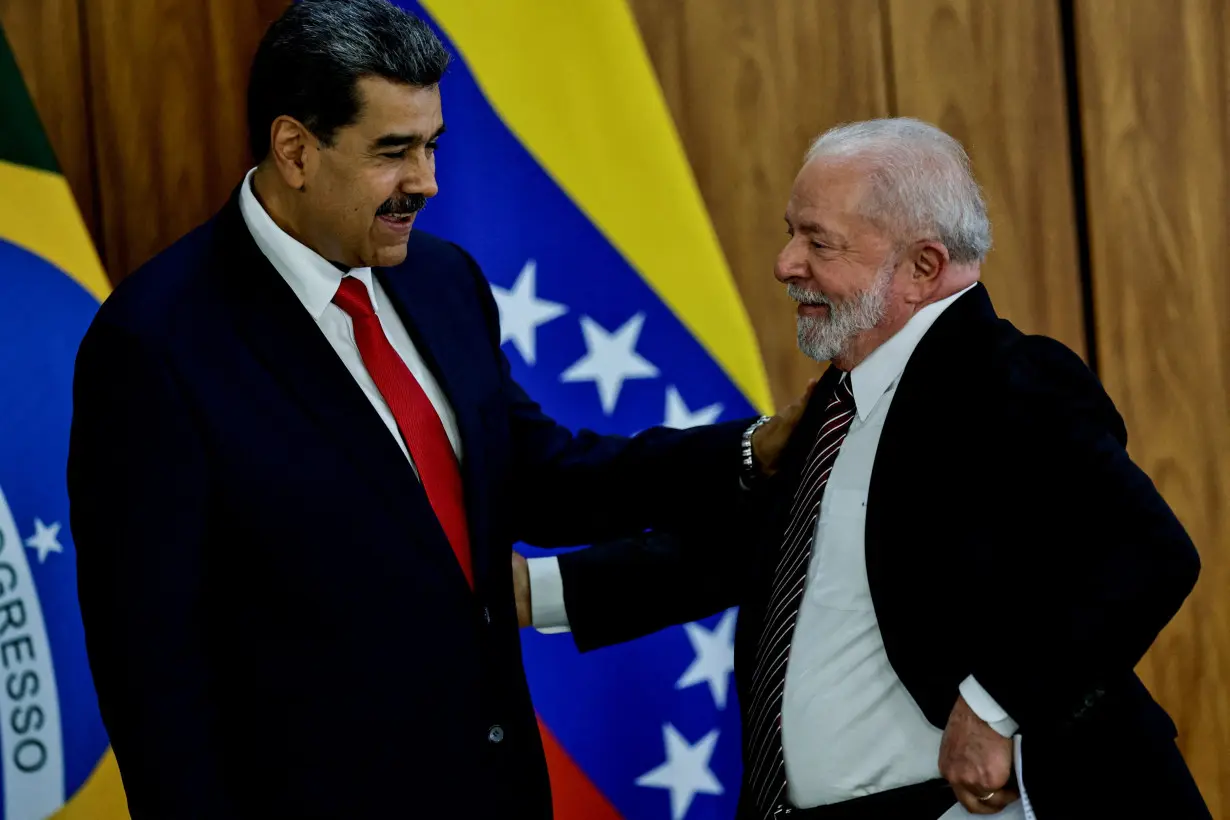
[426,140,439,153]
[811,241,829,250]
[382,149,408,160]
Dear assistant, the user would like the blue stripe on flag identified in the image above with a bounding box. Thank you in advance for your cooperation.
[402,5,748,818]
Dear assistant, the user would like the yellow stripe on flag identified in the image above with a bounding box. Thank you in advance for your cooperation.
[420,0,773,413]
[0,159,110,302]
[53,751,127,819]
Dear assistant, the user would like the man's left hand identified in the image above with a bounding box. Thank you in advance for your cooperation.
[939,694,1019,814]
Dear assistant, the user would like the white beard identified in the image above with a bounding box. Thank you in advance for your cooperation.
[790,267,892,363]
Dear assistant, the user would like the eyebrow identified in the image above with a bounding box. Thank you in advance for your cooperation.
[370,123,447,150]
[787,216,842,241]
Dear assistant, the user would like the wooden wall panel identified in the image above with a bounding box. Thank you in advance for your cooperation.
[628,0,891,409]
[1076,1,1230,815]
[0,0,98,243]
[884,0,1086,357]
[81,0,289,280]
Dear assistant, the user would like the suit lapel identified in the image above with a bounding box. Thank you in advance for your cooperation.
[377,262,495,593]
[211,194,468,587]
[865,284,998,578]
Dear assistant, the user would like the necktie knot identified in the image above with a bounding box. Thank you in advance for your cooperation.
[834,372,855,409]
[333,276,376,319]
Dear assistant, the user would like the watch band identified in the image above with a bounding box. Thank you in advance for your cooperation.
[741,414,773,479]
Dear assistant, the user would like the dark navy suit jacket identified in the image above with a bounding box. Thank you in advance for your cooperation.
[67,191,746,819]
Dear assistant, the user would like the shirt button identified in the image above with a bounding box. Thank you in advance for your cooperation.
[487,724,504,744]
[483,607,491,625]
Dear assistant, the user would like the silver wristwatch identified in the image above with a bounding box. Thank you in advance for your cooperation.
[741,414,772,481]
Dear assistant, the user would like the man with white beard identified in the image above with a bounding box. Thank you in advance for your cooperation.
[514,118,1208,820]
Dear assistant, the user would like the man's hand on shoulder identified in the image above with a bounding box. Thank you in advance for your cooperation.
[939,695,1019,814]
[751,378,819,478]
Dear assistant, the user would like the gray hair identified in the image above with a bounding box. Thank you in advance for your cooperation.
[804,118,992,264]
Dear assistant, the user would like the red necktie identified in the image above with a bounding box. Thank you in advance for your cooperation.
[332,276,473,589]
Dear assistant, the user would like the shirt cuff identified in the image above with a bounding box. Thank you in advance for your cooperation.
[1015,735,1036,820]
[959,675,1019,738]
[527,556,571,633]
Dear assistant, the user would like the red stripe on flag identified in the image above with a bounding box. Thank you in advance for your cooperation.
[536,716,625,820]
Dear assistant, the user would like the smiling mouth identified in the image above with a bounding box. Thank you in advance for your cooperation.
[378,213,414,224]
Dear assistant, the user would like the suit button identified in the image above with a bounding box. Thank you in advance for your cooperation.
[487,724,504,744]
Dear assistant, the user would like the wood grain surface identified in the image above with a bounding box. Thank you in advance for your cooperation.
[1076,1,1230,814]
[884,0,1086,357]
[80,0,288,279]
[628,0,891,409]
[1,0,98,241]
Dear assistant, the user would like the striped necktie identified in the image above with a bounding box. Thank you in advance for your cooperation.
[745,373,856,817]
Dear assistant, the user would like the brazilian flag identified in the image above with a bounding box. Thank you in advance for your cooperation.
[0,23,127,820]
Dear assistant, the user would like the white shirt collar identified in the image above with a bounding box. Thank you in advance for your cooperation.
[237,167,380,320]
[848,282,978,420]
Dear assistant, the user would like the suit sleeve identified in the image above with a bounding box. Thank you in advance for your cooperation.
[68,321,236,818]
[458,244,752,547]
[967,337,1200,733]
[558,519,749,652]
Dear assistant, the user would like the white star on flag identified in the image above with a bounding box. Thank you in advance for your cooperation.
[24,518,63,563]
[676,609,737,709]
[663,385,724,429]
[636,723,724,820]
[490,259,568,365]
[560,313,659,414]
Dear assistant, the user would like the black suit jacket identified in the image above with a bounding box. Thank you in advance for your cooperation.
[66,190,747,819]
[558,285,1209,818]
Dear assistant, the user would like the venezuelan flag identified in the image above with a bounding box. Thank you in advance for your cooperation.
[406,3,771,818]
[0,22,128,820]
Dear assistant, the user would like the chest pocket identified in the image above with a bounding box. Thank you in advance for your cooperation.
[806,486,875,611]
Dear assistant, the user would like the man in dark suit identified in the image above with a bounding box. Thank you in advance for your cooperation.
[65,2,800,816]
[518,118,1209,819]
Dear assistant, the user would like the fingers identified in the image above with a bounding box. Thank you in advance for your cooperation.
[951,785,1020,815]
[793,377,819,410]
[781,377,820,423]
[951,785,997,815]
[993,788,1020,808]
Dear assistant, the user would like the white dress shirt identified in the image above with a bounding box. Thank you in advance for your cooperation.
[237,168,462,473]
[529,283,1034,819]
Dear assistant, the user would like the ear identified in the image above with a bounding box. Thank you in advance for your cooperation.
[267,116,316,191]
[910,240,950,285]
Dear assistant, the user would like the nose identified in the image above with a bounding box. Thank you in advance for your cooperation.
[401,150,439,199]
[774,236,806,284]
[417,165,439,199]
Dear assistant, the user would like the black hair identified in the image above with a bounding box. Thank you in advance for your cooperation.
[246,0,450,160]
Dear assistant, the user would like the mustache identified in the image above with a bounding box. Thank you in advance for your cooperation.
[786,283,832,307]
[376,193,428,216]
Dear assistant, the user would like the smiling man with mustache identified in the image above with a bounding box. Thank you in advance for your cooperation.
[64,1,806,817]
